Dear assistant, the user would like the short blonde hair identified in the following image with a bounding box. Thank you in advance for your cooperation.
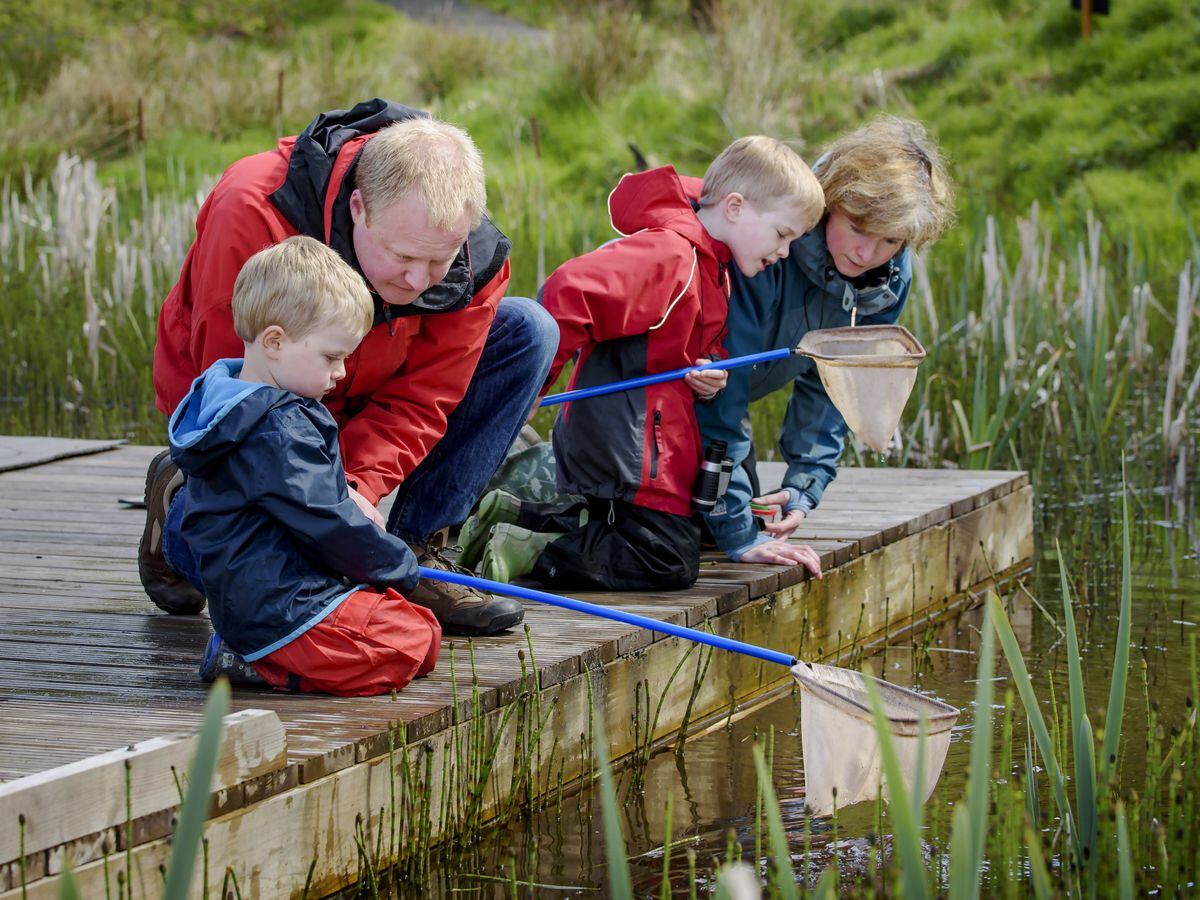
[814,116,955,250]
[699,135,824,228]
[232,236,373,342]
[356,117,486,231]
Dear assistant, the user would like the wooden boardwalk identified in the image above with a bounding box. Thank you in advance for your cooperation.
[0,440,1033,897]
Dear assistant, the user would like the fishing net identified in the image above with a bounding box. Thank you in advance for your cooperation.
[796,325,926,452]
[792,662,959,816]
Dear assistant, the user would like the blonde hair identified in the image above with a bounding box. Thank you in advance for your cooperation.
[814,116,955,250]
[699,135,825,229]
[232,236,373,342]
[356,117,486,230]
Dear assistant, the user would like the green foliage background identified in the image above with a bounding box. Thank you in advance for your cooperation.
[0,0,1197,467]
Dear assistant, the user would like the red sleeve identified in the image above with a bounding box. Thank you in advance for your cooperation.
[155,180,291,414]
[539,230,696,392]
[339,260,510,505]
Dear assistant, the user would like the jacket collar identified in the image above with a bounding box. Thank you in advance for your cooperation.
[268,99,510,322]
[791,219,908,313]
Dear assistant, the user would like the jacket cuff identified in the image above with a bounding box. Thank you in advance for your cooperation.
[781,487,816,514]
[784,472,826,509]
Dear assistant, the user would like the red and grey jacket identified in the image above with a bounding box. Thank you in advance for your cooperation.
[540,166,731,517]
[153,99,512,505]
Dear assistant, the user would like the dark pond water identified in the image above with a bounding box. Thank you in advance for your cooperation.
[417,511,1199,896]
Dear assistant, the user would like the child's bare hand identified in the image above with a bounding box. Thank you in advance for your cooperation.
[684,359,726,400]
[753,489,806,539]
[348,485,386,529]
[737,539,822,577]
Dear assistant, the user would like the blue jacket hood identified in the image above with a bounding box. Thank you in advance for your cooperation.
[168,359,293,476]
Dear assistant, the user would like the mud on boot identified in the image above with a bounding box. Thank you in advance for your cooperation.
[138,449,208,615]
[407,529,525,636]
[456,489,522,571]
[479,524,564,585]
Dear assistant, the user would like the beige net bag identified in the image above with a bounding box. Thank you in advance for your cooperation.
[796,325,927,452]
[791,662,959,816]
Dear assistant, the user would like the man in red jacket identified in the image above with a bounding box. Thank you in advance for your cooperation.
[140,99,558,636]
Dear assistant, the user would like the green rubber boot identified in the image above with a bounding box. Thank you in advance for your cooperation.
[458,489,522,570]
[480,524,563,585]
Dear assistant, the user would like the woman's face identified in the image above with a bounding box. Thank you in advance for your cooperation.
[824,210,904,278]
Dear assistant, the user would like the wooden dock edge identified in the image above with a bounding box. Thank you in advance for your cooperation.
[1,484,1033,899]
[0,710,287,888]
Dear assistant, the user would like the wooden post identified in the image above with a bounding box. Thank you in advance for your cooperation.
[276,70,285,138]
[530,116,545,288]
[1081,0,1092,39]
[135,97,144,144]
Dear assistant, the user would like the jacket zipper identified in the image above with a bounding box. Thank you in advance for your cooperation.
[650,409,663,480]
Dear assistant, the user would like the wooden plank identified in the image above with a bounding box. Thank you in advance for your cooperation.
[0,437,125,474]
[0,709,287,866]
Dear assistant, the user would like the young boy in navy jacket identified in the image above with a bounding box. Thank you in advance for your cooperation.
[459,137,826,590]
[162,236,441,694]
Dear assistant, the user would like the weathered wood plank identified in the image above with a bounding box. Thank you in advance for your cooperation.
[0,709,286,866]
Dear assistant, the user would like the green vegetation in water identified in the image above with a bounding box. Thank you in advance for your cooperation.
[579,484,1198,896]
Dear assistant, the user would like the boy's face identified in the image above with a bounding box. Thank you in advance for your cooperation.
[267,322,363,400]
[824,209,904,279]
[723,197,813,278]
[349,188,471,306]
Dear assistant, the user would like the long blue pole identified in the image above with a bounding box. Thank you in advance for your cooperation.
[418,566,798,668]
[539,346,797,407]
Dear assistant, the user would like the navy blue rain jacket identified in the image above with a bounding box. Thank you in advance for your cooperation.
[696,223,911,555]
[168,359,419,661]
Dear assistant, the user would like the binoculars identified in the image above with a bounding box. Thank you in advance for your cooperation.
[692,440,732,512]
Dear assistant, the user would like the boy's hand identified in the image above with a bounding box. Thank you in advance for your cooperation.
[738,539,822,577]
[348,485,387,529]
[685,358,727,400]
[753,489,806,539]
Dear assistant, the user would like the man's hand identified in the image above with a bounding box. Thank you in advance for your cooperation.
[684,358,727,400]
[348,485,387,529]
[737,538,822,577]
[752,489,806,539]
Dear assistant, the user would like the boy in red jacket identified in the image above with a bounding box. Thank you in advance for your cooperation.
[459,137,825,590]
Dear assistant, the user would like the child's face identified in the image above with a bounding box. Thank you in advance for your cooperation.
[268,322,362,400]
[723,197,813,278]
[824,210,904,279]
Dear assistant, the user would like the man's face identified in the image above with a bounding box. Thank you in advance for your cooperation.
[349,189,471,306]
[824,209,904,279]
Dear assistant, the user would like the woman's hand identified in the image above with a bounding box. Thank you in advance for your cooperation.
[348,484,387,529]
[684,358,727,400]
[752,489,806,539]
[738,539,822,577]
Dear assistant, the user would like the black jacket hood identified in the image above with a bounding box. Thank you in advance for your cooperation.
[268,98,511,320]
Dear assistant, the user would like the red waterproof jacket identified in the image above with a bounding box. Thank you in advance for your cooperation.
[540,166,730,517]
[154,100,512,505]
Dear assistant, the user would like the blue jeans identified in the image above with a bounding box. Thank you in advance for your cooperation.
[162,488,203,591]
[386,295,558,542]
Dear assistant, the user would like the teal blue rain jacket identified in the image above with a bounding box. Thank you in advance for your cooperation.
[696,224,911,557]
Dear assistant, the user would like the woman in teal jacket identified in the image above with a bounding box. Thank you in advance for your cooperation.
[698,116,955,565]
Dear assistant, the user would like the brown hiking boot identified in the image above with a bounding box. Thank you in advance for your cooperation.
[138,449,207,615]
[407,529,524,636]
